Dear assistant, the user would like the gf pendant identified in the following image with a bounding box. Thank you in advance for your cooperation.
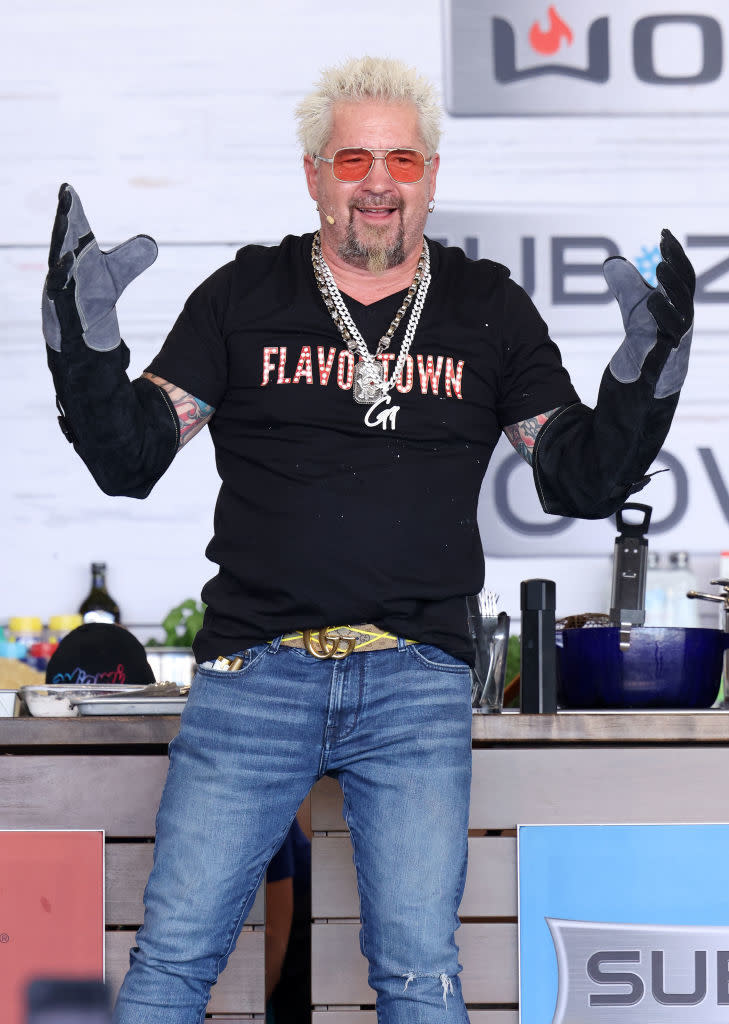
[353,360,385,405]
[353,361,401,429]
[364,393,400,431]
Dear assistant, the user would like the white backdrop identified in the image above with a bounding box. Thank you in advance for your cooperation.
[2,0,728,628]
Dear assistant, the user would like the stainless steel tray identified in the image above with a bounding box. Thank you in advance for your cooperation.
[70,695,187,716]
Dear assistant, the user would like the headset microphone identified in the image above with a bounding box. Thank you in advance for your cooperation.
[316,202,335,226]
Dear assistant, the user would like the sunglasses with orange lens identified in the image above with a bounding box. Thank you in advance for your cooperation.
[316,148,433,184]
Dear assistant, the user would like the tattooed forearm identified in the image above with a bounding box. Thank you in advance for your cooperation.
[503,408,559,465]
[143,372,215,449]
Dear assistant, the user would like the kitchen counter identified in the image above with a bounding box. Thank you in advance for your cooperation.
[310,707,729,1024]
[0,715,179,747]
[3,710,729,1023]
[470,707,729,743]
[0,713,264,1020]
[3,707,729,747]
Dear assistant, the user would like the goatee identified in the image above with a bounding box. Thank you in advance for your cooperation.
[338,209,406,274]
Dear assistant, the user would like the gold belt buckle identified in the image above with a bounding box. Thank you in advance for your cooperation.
[302,628,357,660]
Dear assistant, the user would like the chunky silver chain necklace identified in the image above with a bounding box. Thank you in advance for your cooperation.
[312,231,431,408]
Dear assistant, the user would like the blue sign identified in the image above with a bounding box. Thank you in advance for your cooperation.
[518,824,729,1022]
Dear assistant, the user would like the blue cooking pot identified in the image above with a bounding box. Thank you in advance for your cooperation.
[557,626,729,709]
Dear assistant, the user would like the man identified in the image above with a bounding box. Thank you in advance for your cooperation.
[42,56,694,1024]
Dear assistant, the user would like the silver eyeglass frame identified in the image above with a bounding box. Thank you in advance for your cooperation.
[314,147,433,184]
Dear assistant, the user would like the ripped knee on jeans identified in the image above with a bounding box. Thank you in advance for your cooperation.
[401,971,455,1005]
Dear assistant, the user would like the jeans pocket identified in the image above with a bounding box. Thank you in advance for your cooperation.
[194,643,271,683]
[406,643,470,673]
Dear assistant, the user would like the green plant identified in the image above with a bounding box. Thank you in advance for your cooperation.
[148,599,206,648]
[504,635,521,708]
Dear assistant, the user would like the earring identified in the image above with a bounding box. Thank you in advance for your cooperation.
[315,203,320,213]
[428,199,435,213]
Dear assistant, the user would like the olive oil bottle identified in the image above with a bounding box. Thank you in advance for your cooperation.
[78,562,121,624]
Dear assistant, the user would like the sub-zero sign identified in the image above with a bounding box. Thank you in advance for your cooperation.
[548,919,729,1022]
[443,1,728,115]
[426,208,729,333]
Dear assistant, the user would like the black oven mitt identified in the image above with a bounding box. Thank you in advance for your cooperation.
[41,185,178,498]
[604,228,694,398]
[533,230,695,519]
[42,183,158,353]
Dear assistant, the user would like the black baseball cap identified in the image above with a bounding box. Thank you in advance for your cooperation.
[46,623,156,687]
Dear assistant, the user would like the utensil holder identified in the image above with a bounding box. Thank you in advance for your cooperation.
[470,611,510,712]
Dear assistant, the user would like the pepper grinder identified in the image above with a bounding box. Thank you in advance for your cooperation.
[520,578,557,714]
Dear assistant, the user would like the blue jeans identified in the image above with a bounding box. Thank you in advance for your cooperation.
[113,638,473,1023]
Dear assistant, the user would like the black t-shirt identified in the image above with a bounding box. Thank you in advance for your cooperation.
[147,233,578,664]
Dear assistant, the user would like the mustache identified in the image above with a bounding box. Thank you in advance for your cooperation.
[348,193,404,211]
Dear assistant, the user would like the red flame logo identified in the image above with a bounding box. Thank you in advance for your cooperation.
[529,6,574,55]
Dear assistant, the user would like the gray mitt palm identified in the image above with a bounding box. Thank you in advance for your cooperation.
[41,184,177,498]
[533,230,696,519]
[604,229,695,398]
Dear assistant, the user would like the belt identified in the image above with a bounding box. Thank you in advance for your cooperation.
[212,625,416,671]
[280,624,416,660]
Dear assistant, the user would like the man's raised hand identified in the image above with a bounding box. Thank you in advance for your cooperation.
[42,183,158,353]
[603,229,695,399]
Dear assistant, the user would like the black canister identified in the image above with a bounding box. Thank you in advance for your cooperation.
[520,578,557,713]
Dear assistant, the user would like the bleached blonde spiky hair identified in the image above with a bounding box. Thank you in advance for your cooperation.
[295,56,442,158]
